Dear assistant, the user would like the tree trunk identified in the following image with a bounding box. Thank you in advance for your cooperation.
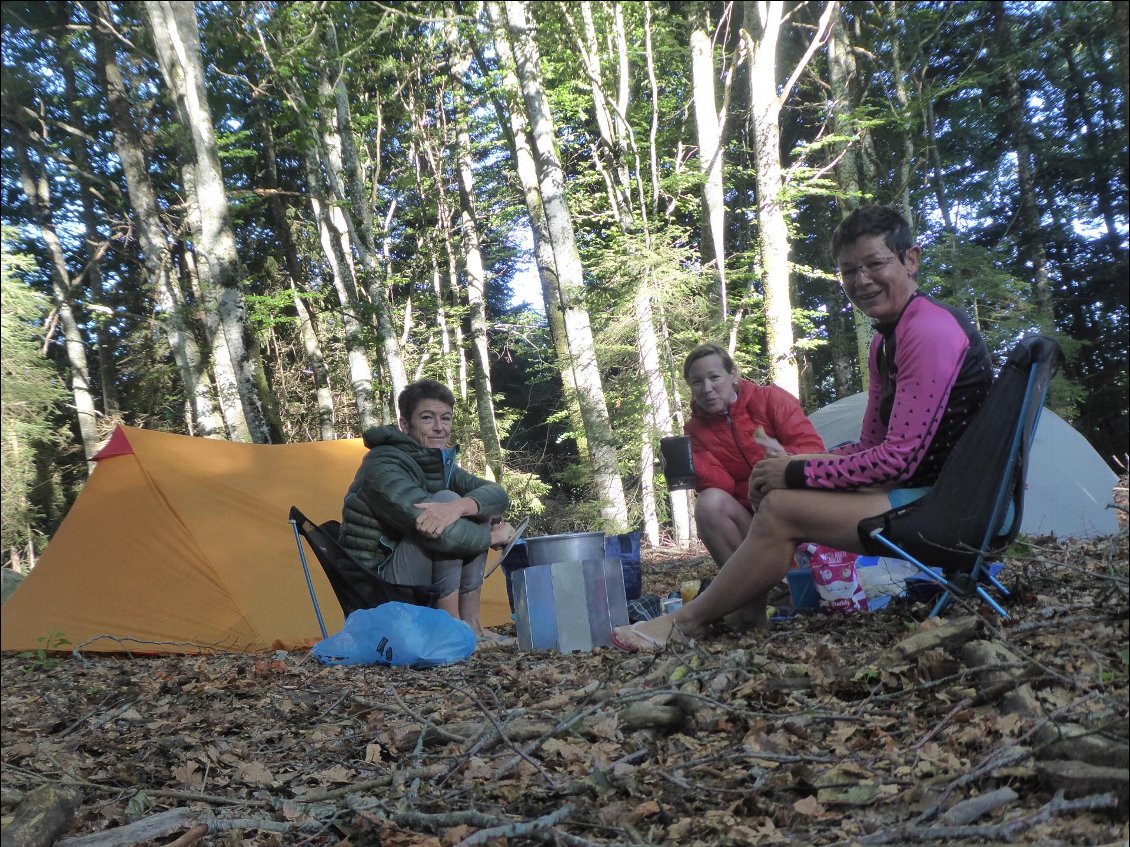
[313,65,408,404]
[301,148,378,432]
[992,5,1054,325]
[59,2,118,416]
[143,0,276,443]
[94,0,222,440]
[9,130,100,466]
[483,0,590,461]
[827,11,872,389]
[446,13,504,479]
[259,114,336,440]
[504,0,629,529]
[741,2,799,398]
[691,19,728,323]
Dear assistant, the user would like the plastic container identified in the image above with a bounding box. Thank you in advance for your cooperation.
[787,567,820,611]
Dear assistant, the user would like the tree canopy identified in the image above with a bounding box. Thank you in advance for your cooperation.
[1,0,1126,558]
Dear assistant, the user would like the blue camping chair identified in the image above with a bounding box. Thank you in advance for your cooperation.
[857,336,1063,618]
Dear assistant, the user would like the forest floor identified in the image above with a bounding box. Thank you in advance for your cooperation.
[2,523,1128,847]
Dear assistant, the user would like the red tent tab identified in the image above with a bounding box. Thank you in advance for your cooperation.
[93,426,134,461]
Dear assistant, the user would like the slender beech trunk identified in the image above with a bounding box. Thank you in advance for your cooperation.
[570,0,687,544]
[482,0,589,461]
[302,148,378,432]
[260,117,336,439]
[690,20,728,322]
[144,0,275,443]
[827,12,871,391]
[740,0,835,401]
[313,65,407,405]
[446,13,504,479]
[741,2,798,398]
[993,5,1053,325]
[9,132,99,466]
[89,0,222,437]
[59,3,117,415]
[643,1,693,546]
[406,111,457,392]
[504,0,628,529]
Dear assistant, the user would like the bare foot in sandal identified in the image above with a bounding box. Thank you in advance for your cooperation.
[611,614,693,653]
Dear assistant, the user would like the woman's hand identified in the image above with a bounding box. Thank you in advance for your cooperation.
[748,456,791,508]
[489,521,515,549]
[414,500,464,539]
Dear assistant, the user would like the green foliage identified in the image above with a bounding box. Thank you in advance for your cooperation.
[1,232,67,563]
[18,628,70,672]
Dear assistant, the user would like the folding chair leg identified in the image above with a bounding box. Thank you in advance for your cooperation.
[982,569,1010,597]
[870,529,1009,619]
[290,518,329,639]
[975,585,1009,618]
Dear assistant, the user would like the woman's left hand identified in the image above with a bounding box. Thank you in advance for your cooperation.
[748,456,791,507]
[414,500,462,539]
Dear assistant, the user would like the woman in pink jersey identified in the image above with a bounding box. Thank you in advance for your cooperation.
[613,206,993,653]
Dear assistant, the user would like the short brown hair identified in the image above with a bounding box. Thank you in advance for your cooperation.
[398,379,455,421]
[683,343,736,382]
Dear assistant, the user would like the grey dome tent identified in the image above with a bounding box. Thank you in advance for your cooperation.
[807,393,1119,539]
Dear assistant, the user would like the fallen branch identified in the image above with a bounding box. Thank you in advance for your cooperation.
[57,808,204,847]
[855,791,1117,844]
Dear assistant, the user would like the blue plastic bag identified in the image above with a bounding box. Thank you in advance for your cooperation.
[311,602,476,668]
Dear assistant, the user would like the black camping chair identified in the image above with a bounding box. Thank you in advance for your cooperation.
[289,506,440,637]
[857,335,1063,618]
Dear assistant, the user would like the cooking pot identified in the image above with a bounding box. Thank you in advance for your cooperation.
[524,531,606,566]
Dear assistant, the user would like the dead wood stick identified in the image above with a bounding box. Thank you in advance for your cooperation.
[487,688,695,782]
[394,804,604,847]
[884,616,985,662]
[452,684,560,789]
[939,786,1019,826]
[452,804,583,847]
[56,808,202,847]
[295,764,446,803]
[913,697,973,750]
[855,791,1117,844]
[162,823,209,847]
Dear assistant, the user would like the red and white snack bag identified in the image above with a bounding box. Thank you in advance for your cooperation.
[805,544,870,614]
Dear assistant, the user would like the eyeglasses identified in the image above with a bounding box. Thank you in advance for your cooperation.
[838,255,901,283]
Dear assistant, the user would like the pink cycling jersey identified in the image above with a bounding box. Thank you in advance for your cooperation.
[785,292,992,491]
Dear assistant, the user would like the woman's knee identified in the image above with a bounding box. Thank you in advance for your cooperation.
[695,488,748,528]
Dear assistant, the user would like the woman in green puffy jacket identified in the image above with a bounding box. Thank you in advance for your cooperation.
[338,380,514,638]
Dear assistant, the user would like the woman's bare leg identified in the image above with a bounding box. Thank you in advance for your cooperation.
[695,488,753,566]
[458,588,483,635]
[614,489,892,651]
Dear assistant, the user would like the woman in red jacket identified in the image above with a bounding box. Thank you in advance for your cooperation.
[683,343,826,568]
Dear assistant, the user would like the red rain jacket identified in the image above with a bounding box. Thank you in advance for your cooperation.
[684,379,825,510]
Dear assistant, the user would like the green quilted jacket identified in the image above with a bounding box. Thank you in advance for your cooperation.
[338,425,509,573]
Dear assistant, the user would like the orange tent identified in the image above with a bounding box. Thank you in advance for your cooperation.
[0,426,513,654]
